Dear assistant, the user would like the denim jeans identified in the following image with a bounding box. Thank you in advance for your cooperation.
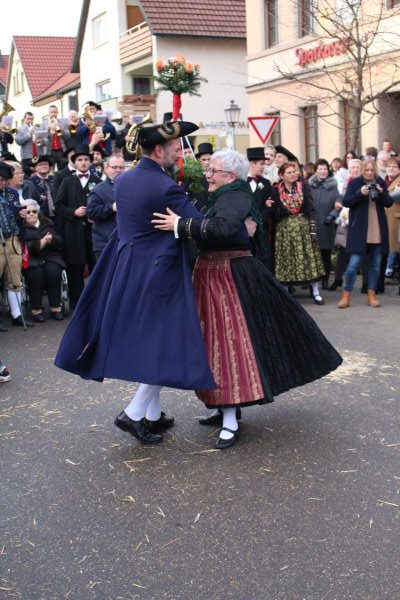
[344,244,382,291]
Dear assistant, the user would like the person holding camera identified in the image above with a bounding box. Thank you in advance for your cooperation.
[22,199,65,322]
[338,160,393,308]
[309,159,343,289]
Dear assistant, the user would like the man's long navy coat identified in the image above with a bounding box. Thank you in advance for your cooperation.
[54,157,215,390]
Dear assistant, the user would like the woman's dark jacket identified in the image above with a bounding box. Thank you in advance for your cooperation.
[178,189,252,251]
[23,215,66,269]
[342,176,393,254]
[87,177,116,252]
[308,175,342,250]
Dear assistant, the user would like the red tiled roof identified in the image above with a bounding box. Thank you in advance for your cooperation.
[35,72,80,101]
[0,55,9,86]
[138,0,246,38]
[13,36,77,99]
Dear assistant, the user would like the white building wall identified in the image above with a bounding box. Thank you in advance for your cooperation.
[79,0,127,107]
[154,37,249,150]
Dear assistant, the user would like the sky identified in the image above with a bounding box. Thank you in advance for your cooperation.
[0,0,83,54]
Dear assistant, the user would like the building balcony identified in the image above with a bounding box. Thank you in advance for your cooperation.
[119,22,152,67]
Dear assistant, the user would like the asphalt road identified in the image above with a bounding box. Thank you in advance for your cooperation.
[1,281,399,600]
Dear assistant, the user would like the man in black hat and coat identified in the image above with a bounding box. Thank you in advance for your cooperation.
[55,121,215,444]
[55,144,101,307]
[246,147,274,269]
[53,140,78,197]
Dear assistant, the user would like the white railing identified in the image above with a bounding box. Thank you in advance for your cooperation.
[120,21,147,39]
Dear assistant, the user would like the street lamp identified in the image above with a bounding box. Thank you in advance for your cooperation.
[224,99,241,150]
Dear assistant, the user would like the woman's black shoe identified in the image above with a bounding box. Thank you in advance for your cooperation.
[51,311,64,321]
[313,295,325,305]
[215,427,239,449]
[114,411,163,444]
[144,412,174,433]
[328,278,343,291]
[199,407,241,426]
[32,313,45,323]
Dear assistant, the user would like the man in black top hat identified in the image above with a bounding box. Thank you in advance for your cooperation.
[247,147,273,269]
[55,144,101,307]
[53,140,78,197]
[195,142,213,172]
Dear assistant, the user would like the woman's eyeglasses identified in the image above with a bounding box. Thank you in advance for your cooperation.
[205,168,232,176]
[26,210,38,214]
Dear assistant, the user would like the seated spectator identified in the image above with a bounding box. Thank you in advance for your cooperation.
[0,161,33,327]
[22,199,65,322]
[8,162,40,204]
[87,154,125,260]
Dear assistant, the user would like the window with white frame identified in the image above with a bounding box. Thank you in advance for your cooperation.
[92,12,107,47]
[335,0,360,21]
[298,0,314,37]
[96,80,112,102]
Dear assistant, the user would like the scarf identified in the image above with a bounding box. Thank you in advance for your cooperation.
[206,179,267,256]
[278,180,303,214]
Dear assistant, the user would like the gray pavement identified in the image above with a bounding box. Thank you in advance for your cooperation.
[1,281,399,600]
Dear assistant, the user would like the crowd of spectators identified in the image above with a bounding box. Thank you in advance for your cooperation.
[1,109,399,381]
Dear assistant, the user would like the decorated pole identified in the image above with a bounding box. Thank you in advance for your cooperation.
[155,54,207,193]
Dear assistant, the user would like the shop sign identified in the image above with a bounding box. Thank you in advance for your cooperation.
[296,37,352,68]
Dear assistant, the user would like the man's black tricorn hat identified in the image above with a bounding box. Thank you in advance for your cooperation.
[137,121,199,148]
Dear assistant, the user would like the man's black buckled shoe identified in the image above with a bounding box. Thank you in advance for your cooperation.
[144,412,174,433]
[114,411,163,444]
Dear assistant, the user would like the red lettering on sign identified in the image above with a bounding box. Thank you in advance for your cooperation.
[295,37,352,67]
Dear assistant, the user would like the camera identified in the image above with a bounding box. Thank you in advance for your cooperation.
[367,182,379,201]
[324,207,340,225]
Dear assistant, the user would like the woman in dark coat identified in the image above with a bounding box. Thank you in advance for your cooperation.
[338,160,393,308]
[153,150,342,449]
[268,162,326,304]
[309,159,343,288]
[22,200,65,321]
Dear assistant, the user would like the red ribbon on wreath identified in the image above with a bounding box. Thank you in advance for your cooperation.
[172,93,184,178]
[172,94,182,121]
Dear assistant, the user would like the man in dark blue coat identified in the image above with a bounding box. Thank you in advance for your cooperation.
[55,121,215,444]
[87,154,125,260]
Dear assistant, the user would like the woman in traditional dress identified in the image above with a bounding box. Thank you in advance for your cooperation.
[267,162,326,304]
[153,150,342,449]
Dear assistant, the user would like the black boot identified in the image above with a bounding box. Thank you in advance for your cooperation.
[328,278,343,291]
